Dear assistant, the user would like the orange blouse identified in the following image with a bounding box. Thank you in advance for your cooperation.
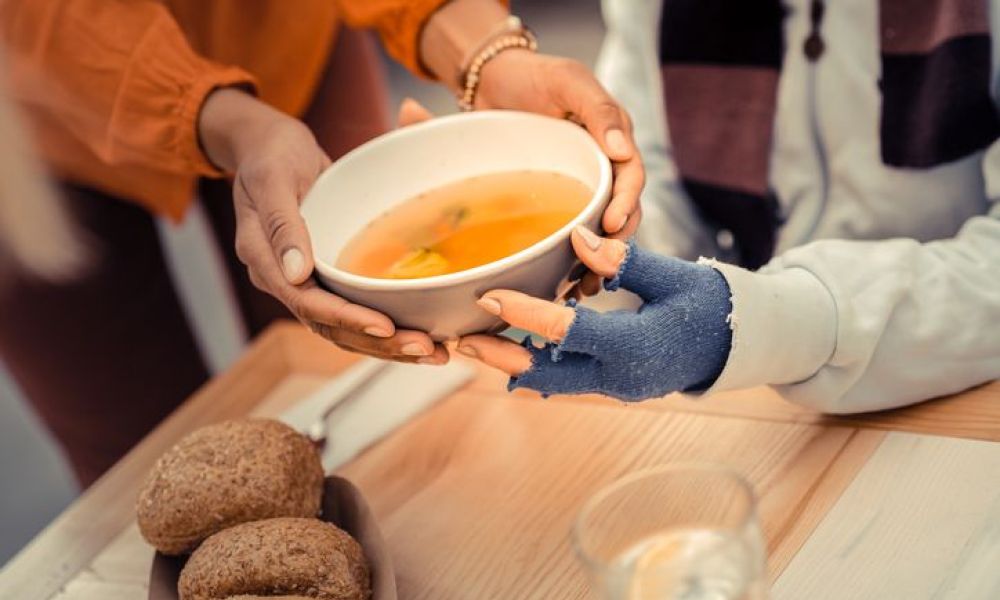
[0,0,449,220]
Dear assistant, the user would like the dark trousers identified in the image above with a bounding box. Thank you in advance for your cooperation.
[0,28,389,487]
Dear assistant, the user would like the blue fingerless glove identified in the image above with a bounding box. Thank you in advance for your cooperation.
[509,242,733,401]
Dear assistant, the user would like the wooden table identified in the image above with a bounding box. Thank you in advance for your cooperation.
[3,321,999,599]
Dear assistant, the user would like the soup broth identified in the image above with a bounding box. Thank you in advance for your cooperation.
[336,170,591,279]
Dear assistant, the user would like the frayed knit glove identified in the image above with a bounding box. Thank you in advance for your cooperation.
[458,229,733,402]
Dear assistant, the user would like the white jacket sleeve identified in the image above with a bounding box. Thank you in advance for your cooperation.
[697,147,1000,413]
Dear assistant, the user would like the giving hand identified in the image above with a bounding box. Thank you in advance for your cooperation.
[476,50,644,246]
[198,88,447,364]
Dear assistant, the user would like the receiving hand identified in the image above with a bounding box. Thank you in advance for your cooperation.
[198,89,447,364]
[456,228,733,401]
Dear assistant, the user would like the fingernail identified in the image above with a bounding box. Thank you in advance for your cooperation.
[575,226,603,251]
[457,345,479,358]
[281,248,305,281]
[364,326,392,338]
[605,129,630,158]
[401,343,430,356]
[477,297,502,316]
[617,213,629,232]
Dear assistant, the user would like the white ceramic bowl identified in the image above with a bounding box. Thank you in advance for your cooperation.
[301,110,612,340]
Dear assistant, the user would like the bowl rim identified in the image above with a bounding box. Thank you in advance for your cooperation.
[304,110,613,291]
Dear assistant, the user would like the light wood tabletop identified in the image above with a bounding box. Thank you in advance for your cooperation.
[2,321,998,600]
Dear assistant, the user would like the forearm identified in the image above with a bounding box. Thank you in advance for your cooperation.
[198,88,296,173]
[778,211,1000,413]
[704,207,1000,414]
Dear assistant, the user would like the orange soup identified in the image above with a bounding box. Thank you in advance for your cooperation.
[336,170,591,279]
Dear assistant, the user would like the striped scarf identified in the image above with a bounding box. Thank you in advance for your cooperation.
[659,0,1000,268]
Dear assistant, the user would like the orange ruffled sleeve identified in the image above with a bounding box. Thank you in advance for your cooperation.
[333,0,453,77]
[1,0,257,216]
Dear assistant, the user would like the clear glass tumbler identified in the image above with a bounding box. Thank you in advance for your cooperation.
[573,464,767,600]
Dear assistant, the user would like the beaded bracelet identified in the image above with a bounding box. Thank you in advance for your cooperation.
[458,17,538,112]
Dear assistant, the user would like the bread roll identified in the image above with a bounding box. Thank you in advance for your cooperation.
[137,419,323,554]
[179,517,370,600]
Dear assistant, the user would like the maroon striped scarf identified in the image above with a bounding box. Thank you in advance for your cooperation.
[660,0,1000,268]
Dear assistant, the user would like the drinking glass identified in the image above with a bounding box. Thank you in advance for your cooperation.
[573,464,766,600]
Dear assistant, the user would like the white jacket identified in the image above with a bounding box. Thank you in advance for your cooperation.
[596,0,1000,412]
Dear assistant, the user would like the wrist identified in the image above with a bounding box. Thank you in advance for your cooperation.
[419,0,509,89]
[473,47,538,109]
[197,88,287,172]
[690,262,838,396]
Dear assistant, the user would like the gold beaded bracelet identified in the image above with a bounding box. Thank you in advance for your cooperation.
[457,16,538,112]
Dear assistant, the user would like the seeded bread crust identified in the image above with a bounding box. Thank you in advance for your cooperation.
[137,419,324,554]
[179,517,371,600]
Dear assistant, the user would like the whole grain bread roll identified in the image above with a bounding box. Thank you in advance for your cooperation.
[179,517,371,600]
[137,419,323,554]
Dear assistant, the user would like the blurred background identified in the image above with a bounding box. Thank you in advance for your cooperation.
[0,0,604,565]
